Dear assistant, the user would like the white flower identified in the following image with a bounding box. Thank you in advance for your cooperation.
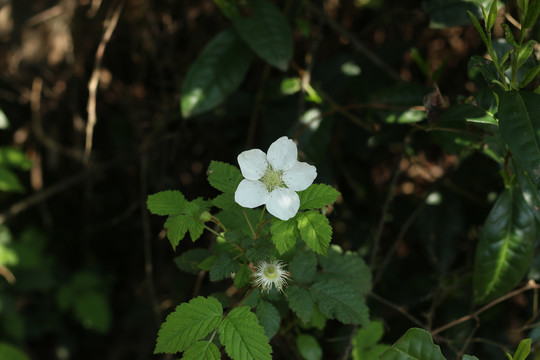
[234,136,317,220]
[253,260,291,293]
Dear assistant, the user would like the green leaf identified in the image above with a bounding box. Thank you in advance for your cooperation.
[425,0,483,29]
[290,250,317,284]
[310,279,369,326]
[298,184,341,210]
[209,254,238,281]
[0,148,32,170]
[181,341,221,360]
[380,328,445,360]
[212,0,240,20]
[234,264,253,289]
[318,246,372,294]
[517,40,536,69]
[469,55,500,85]
[486,0,498,31]
[468,11,490,49]
[175,249,211,274]
[233,0,293,71]
[147,191,187,216]
[462,356,480,360]
[296,211,332,255]
[512,338,532,360]
[296,334,322,360]
[498,91,540,185]
[270,218,299,254]
[181,29,253,118]
[218,306,272,360]
[522,0,540,28]
[256,301,280,339]
[286,285,314,323]
[207,161,243,194]
[166,215,190,249]
[184,199,211,241]
[0,166,24,192]
[0,343,29,360]
[519,64,540,89]
[73,291,111,334]
[501,24,518,48]
[440,103,496,125]
[473,187,537,303]
[512,158,540,222]
[352,321,389,360]
[155,296,223,354]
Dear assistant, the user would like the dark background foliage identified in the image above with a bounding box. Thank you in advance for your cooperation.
[0,0,538,359]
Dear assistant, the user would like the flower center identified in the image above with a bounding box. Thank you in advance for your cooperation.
[260,167,284,192]
[262,264,278,279]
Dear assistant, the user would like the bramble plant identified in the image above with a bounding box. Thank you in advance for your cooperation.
[146,0,540,359]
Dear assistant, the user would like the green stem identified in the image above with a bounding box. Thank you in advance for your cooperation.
[256,206,266,238]
[243,209,257,239]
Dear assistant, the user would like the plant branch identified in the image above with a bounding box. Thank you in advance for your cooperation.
[431,280,540,336]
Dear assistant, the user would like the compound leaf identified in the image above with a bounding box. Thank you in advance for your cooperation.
[296,211,332,255]
[155,296,223,354]
[181,341,220,360]
[256,301,280,339]
[270,218,299,254]
[208,161,243,194]
[147,191,187,216]
[298,184,341,210]
[218,306,272,360]
[286,284,314,323]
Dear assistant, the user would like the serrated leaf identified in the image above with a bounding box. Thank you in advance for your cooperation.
[210,254,238,282]
[473,187,536,303]
[298,184,341,210]
[498,91,540,185]
[147,191,187,216]
[218,306,272,360]
[184,199,211,241]
[181,341,220,360]
[233,264,252,289]
[166,215,190,249]
[462,356,480,360]
[286,285,313,323]
[208,161,243,194]
[256,301,280,339]
[296,211,332,255]
[296,334,322,360]
[318,247,371,294]
[181,29,253,118]
[213,193,238,210]
[270,218,299,254]
[310,279,369,326]
[380,328,445,360]
[175,249,211,274]
[289,250,317,284]
[233,0,293,71]
[155,296,223,354]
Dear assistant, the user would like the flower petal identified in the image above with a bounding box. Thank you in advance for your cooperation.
[282,161,317,191]
[266,136,297,171]
[238,149,268,180]
[234,179,269,208]
[266,187,300,220]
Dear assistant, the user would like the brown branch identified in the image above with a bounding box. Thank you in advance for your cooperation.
[85,0,125,164]
[431,280,540,336]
